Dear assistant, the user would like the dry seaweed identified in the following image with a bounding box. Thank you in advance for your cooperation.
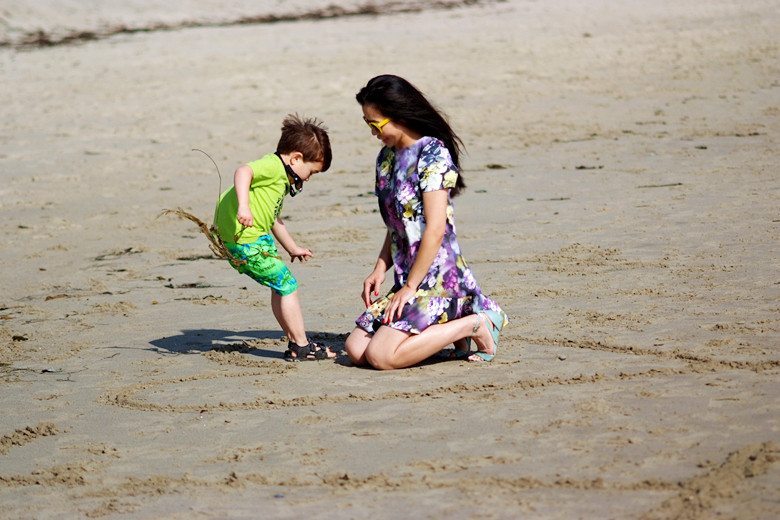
[160,149,291,268]
[159,208,245,268]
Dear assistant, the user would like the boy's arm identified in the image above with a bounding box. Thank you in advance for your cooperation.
[272,217,312,262]
[234,165,254,227]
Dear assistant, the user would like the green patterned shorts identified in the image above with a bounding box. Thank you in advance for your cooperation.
[225,235,298,296]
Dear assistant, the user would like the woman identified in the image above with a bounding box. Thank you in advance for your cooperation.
[345,75,507,370]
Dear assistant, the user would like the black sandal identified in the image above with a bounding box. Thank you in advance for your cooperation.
[283,341,333,361]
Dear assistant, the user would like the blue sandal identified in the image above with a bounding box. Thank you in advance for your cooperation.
[469,310,504,362]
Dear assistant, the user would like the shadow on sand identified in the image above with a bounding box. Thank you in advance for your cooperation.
[147,329,456,367]
[148,329,349,361]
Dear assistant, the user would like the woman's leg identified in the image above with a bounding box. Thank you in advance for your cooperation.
[364,314,482,370]
[452,338,470,355]
[345,327,373,366]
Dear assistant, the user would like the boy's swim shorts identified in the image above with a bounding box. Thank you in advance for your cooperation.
[225,234,298,296]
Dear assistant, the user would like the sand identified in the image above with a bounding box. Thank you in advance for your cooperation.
[1,0,778,518]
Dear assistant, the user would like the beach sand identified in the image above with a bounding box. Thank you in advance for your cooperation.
[1,0,778,517]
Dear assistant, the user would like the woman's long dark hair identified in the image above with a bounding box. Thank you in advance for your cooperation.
[356,74,466,196]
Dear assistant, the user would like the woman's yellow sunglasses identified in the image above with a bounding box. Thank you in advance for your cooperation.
[364,117,391,134]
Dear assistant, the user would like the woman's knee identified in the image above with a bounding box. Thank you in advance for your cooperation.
[345,329,369,365]
[346,333,394,370]
[364,346,395,370]
[363,327,411,370]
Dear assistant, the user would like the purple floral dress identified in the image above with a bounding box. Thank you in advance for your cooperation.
[355,136,507,334]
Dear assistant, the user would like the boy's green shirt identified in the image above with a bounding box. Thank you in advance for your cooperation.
[214,153,290,244]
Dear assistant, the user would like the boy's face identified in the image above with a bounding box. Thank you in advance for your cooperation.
[289,152,324,182]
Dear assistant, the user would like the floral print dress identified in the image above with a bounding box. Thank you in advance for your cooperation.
[355,136,507,334]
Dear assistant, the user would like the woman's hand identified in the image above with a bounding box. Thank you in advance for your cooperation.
[383,284,416,324]
[288,246,313,262]
[362,269,385,307]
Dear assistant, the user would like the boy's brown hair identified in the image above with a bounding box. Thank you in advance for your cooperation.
[276,114,332,171]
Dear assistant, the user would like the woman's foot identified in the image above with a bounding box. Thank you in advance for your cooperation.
[440,337,471,360]
[468,313,496,362]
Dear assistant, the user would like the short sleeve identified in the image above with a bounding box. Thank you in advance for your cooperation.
[247,154,285,189]
[418,138,458,193]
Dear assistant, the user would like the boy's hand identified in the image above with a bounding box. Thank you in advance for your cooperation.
[237,206,254,227]
[289,247,313,263]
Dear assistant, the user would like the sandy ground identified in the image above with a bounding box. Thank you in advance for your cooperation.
[1,0,779,518]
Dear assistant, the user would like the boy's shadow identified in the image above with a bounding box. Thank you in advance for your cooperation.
[147,329,348,361]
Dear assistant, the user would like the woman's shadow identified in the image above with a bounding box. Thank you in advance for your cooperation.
[147,329,348,361]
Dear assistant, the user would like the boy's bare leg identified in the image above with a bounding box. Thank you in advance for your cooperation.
[271,290,307,346]
[272,290,336,359]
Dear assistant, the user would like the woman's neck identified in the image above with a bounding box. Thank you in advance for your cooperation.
[394,131,423,150]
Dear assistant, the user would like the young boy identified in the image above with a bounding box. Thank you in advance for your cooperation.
[214,114,335,361]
